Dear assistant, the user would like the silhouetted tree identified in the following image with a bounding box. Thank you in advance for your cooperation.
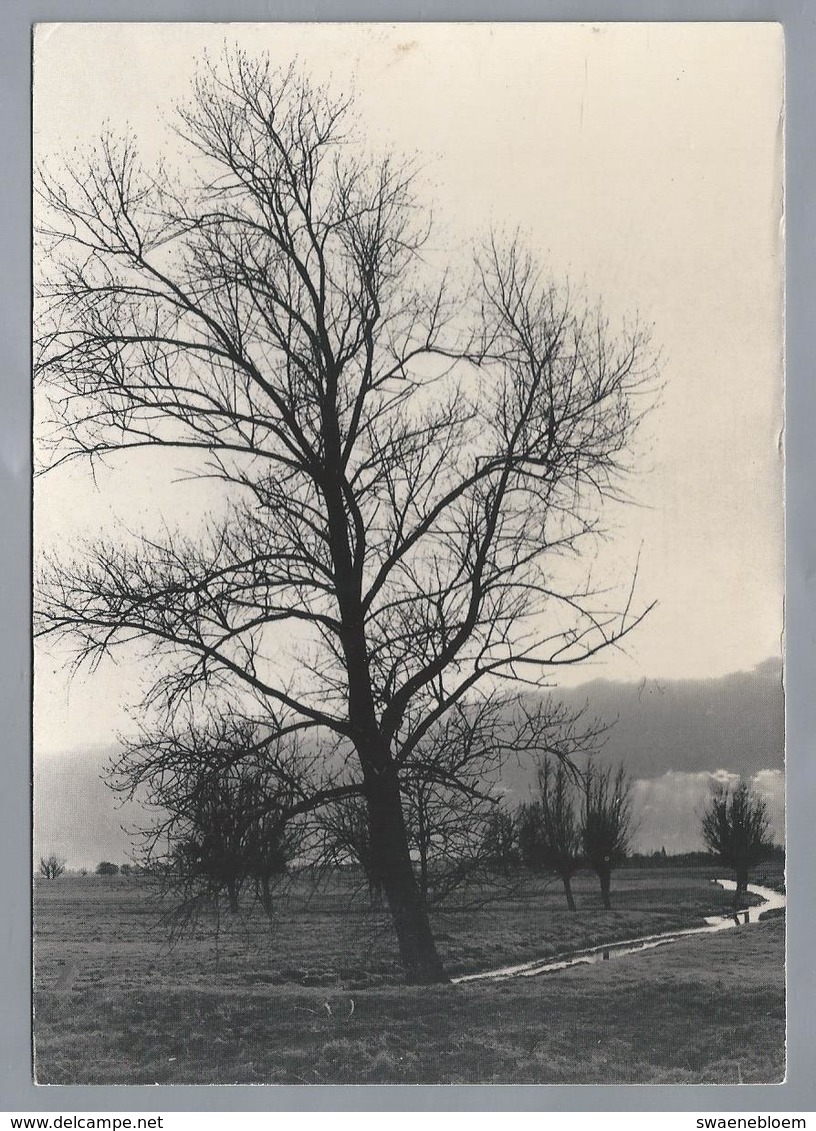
[701,778,773,910]
[39,853,66,880]
[320,797,384,907]
[175,786,250,914]
[482,808,520,878]
[402,777,495,905]
[96,861,119,876]
[580,760,633,910]
[35,51,656,983]
[112,716,307,919]
[519,756,583,910]
[246,805,299,919]
[399,697,576,905]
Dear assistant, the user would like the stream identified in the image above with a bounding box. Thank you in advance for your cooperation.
[452,879,786,985]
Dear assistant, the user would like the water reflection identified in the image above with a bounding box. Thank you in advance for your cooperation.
[453,880,786,984]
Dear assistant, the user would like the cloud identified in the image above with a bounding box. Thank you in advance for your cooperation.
[632,768,784,853]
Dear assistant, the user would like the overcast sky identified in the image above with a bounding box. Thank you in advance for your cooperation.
[33,23,784,758]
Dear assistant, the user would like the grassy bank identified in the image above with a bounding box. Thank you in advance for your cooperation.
[33,866,785,1084]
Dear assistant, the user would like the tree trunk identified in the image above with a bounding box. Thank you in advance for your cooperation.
[417,798,430,906]
[735,866,749,912]
[418,844,429,908]
[598,865,612,910]
[366,875,384,910]
[561,872,577,912]
[366,772,448,984]
[226,880,240,914]
[319,438,447,984]
[258,875,274,920]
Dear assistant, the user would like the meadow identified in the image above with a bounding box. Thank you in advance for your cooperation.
[33,865,785,1085]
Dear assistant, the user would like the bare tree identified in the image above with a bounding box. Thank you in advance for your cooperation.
[701,778,773,911]
[111,714,313,919]
[39,853,66,880]
[35,52,655,983]
[400,695,575,904]
[580,760,633,910]
[482,807,520,879]
[403,776,495,906]
[519,756,584,910]
[319,796,384,907]
[246,801,301,920]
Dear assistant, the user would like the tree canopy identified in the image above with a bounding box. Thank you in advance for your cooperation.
[701,779,773,908]
[580,760,633,910]
[35,52,656,982]
[519,756,584,910]
[39,854,67,880]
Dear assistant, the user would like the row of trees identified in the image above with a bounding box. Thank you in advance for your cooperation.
[155,767,775,919]
[38,773,773,919]
[103,703,553,922]
[110,747,634,917]
[518,769,776,913]
[96,861,142,876]
[38,856,143,878]
[518,758,632,911]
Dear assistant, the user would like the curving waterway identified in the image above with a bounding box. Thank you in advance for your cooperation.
[452,879,786,985]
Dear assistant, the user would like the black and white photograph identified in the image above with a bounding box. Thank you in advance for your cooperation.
[32,22,785,1086]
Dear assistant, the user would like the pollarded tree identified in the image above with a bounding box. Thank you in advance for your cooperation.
[35,52,655,983]
[519,756,584,910]
[701,778,773,910]
[112,713,313,919]
[39,853,66,880]
[580,760,633,910]
[246,799,301,920]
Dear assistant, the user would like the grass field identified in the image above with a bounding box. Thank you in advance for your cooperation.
[33,865,785,1084]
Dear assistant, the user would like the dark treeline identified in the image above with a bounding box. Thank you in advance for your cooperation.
[620,846,785,869]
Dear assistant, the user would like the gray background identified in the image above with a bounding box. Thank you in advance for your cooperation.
[5,0,813,1112]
